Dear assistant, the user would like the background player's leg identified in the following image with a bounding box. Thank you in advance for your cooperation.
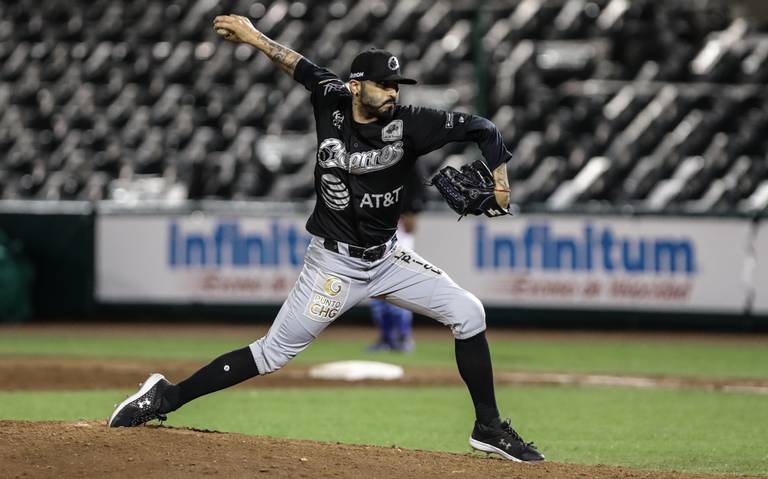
[368,298,396,351]
[392,304,414,351]
[381,303,399,347]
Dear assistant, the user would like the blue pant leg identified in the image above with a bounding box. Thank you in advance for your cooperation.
[394,306,413,340]
[370,299,396,346]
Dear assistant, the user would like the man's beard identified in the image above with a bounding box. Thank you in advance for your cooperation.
[361,93,395,120]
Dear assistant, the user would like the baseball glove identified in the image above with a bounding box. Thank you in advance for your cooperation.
[428,160,513,219]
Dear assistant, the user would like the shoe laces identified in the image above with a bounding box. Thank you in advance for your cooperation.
[500,419,536,449]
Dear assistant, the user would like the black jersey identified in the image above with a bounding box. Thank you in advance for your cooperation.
[293,58,512,247]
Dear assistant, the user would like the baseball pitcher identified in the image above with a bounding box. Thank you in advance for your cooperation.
[108,14,543,463]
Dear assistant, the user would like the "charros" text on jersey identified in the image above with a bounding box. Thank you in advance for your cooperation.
[317,138,404,174]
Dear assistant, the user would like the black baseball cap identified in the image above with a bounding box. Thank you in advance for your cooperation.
[348,48,417,84]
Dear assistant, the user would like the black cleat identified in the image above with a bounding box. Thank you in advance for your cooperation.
[469,418,545,462]
[108,373,171,427]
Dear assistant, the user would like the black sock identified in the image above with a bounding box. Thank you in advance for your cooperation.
[455,331,499,426]
[160,347,260,413]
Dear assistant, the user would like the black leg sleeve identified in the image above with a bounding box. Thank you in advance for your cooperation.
[160,347,260,413]
[455,331,499,426]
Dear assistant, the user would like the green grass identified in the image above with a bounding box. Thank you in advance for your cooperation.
[1,332,768,379]
[0,334,243,360]
[1,385,766,475]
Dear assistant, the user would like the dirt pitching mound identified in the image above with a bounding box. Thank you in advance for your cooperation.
[0,421,756,479]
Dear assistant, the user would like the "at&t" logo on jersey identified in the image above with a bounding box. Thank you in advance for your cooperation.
[360,185,403,208]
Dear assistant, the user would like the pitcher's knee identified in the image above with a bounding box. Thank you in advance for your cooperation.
[248,338,296,375]
[449,292,486,340]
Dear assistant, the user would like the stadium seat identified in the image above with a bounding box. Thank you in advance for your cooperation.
[0,0,766,209]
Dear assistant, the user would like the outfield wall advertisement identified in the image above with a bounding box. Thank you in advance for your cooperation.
[749,222,768,314]
[97,213,752,312]
[415,215,752,313]
[97,215,311,303]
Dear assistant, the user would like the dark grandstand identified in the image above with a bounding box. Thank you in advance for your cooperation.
[1,0,767,212]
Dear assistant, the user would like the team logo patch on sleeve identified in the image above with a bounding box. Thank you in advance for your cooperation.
[332,110,344,129]
[382,120,403,141]
[305,273,350,322]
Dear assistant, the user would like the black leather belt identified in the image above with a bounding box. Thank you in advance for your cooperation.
[323,237,395,261]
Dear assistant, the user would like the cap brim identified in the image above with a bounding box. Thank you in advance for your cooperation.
[359,74,418,85]
[387,74,417,85]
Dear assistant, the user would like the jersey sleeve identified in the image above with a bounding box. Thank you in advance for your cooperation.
[404,106,512,170]
[293,57,351,106]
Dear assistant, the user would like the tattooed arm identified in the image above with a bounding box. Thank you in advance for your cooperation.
[213,15,302,77]
[492,164,511,210]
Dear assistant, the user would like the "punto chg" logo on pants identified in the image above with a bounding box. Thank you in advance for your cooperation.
[305,273,350,322]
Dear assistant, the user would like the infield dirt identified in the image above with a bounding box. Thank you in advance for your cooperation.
[1,420,761,479]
